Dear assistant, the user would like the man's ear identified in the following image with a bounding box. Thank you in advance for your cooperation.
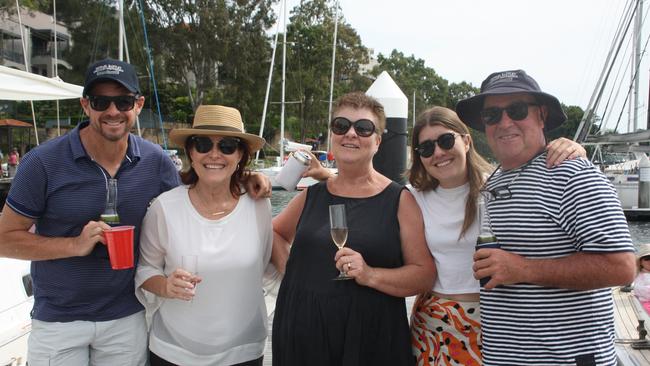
[134,96,145,116]
[80,97,90,117]
[539,105,548,123]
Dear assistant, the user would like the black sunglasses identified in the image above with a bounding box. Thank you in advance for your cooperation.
[480,101,540,125]
[415,133,461,158]
[191,136,241,155]
[87,95,139,112]
[330,117,376,137]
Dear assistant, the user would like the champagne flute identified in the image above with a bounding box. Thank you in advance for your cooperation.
[181,255,199,302]
[329,204,351,280]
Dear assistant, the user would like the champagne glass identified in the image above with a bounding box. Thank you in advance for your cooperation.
[329,204,351,280]
[182,255,199,301]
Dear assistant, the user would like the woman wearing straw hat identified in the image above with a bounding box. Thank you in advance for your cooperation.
[135,105,272,366]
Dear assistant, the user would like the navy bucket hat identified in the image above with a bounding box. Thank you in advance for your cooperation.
[456,69,566,132]
[82,58,141,97]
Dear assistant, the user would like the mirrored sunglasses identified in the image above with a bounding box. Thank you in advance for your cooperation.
[330,117,376,137]
[414,132,461,158]
[480,101,540,125]
[191,136,241,155]
[87,95,138,112]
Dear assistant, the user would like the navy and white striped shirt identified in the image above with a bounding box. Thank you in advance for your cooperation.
[481,154,633,366]
[7,121,180,322]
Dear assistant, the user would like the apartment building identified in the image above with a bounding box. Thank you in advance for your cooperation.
[1,7,71,77]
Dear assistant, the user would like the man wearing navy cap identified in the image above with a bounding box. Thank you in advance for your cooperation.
[0,58,179,365]
[457,70,636,366]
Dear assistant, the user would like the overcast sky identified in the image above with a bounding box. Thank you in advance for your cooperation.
[278,0,645,132]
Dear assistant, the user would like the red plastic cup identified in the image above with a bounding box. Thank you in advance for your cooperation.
[103,225,135,270]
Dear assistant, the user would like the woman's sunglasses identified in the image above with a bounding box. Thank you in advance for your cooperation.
[480,101,540,125]
[330,117,376,137]
[191,136,241,155]
[415,133,461,158]
[87,95,139,112]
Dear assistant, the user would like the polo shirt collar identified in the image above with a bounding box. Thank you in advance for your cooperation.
[70,121,142,162]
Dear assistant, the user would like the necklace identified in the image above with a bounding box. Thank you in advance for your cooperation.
[190,188,235,216]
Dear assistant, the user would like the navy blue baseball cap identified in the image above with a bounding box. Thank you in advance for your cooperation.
[83,58,141,97]
[456,69,566,132]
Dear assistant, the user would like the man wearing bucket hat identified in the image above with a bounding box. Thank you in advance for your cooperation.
[457,69,636,366]
[136,105,273,366]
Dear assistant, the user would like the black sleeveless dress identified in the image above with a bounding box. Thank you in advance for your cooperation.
[272,181,414,366]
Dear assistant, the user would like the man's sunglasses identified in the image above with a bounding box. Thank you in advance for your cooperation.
[480,101,540,125]
[415,133,461,158]
[87,95,139,112]
[330,117,376,137]
[191,136,241,155]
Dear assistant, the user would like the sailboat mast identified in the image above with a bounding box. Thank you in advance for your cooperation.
[256,0,283,163]
[280,0,287,163]
[326,1,340,151]
[632,0,643,132]
[118,0,124,61]
[53,0,61,136]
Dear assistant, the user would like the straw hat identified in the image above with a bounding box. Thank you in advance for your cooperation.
[637,244,650,270]
[169,105,266,152]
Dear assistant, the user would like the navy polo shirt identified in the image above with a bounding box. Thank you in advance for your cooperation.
[7,121,180,322]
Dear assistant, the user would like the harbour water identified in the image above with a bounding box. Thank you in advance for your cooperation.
[271,189,650,245]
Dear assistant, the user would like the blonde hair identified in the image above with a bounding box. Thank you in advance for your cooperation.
[407,106,493,238]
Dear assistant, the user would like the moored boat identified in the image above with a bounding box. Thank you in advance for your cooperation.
[0,258,33,366]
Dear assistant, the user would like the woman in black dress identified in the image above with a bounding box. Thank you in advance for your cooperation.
[271,92,435,366]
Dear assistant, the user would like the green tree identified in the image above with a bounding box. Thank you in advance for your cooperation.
[372,50,449,129]
[277,0,368,144]
[448,81,478,109]
[142,0,275,120]
[546,104,585,141]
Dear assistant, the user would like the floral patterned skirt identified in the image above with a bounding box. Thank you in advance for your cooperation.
[410,293,482,366]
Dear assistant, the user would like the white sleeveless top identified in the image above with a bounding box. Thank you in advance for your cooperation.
[407,183,479,294]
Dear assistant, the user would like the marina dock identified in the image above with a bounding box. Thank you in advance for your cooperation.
[612,287,650,365]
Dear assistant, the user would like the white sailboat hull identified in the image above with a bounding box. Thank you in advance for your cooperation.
[0,258,32,366]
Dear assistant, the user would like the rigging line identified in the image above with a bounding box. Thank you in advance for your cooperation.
[90,2,107,60]
[605,0,649,133]
[136,0,167,149]
[577,0,635,139]
[575,0,637,142]
[599,28,636,132]
[14,1,39,146]
[613,18,650,132]
[256,0,284,162]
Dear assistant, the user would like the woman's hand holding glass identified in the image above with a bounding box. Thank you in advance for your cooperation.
[165,266,202,301]
[334,247,373,285]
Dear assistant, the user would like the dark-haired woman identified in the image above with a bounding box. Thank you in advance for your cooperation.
[136,105,272,366]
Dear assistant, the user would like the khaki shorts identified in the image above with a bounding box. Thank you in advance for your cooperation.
[28,311,148,366]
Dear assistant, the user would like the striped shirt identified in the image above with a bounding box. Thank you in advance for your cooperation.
[481,154,633,366]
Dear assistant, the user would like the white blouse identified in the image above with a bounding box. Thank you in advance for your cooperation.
[135,186,273,366]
